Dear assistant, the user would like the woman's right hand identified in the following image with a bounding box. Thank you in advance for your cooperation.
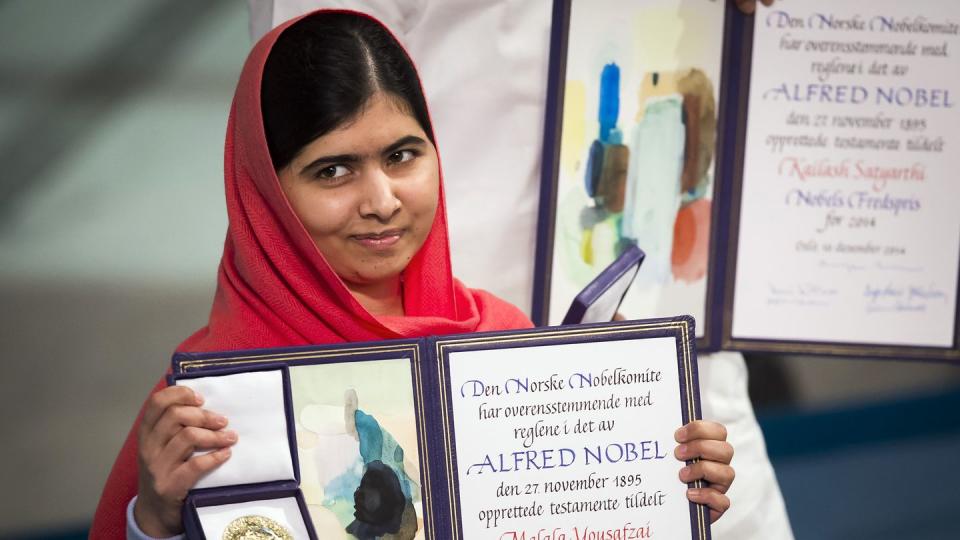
[133,386,238,536]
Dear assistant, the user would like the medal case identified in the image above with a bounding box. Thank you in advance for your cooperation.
[170,366,318,539]
[561,244,645,325]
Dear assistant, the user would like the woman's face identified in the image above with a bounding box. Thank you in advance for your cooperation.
[278,92,440,289]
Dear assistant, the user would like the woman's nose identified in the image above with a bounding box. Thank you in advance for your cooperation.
[358,169,401,221]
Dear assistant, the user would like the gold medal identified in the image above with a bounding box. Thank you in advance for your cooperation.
[222,515,294,540]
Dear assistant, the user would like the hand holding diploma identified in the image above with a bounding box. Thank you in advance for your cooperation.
[133,386,237,537]
[734,0,774,15]
[609,321,734,523]
[675,420,735,523]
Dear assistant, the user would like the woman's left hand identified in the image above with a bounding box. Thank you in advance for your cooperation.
[734,0,774,15]
[674,420,735,523]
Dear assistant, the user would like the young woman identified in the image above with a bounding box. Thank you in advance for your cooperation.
[91,11,735,538]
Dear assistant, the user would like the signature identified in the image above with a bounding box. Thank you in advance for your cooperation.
[767,282,837,307]
[863,283,948,313]
[863,283,903,302]
[769,282,839,297]
[865,302,927,313]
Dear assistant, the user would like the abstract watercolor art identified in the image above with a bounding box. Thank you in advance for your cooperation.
[290,360,423,540]
[538,0,727,339]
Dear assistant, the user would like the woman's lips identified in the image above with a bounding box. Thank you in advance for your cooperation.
[352,229,404,249]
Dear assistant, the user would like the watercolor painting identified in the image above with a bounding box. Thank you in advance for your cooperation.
[546,0,726,334]
[290,360,423,540]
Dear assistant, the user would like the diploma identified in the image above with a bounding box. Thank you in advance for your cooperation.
[436,317,706,539]
[729,0,960,354]
[534,0,960,359]
[174,316,709,539]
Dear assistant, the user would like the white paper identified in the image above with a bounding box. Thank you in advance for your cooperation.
[447,337,693,539]
[732,0,960,346]
[196,496,310,539]
[178,370,295,489]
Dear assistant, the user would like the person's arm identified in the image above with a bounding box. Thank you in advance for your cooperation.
[127,496,184,540]
[675,420,736,523]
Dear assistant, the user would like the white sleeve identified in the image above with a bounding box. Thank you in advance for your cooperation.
[698,352,795,540]
[247,0,426,41]
[126,496,185,540]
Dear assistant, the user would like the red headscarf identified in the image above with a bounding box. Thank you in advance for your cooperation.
[91,10,531,537]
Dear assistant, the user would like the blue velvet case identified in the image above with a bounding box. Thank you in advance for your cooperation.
[169,366,318,540]
[562,244,645,325]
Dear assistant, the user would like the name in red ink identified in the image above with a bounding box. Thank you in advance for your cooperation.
[499,522,653,540]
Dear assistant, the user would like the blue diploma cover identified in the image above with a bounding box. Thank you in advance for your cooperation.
[562,244,645,325]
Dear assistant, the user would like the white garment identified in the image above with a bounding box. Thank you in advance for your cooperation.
[127,496,183,540]
[249,2,794,538]
[697,351,794,538]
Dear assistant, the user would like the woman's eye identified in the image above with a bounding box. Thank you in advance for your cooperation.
[316,164,350,180]
[387,149,416,164]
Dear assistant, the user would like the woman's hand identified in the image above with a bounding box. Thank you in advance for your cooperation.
[735,0,774,14]
[133,386,237,536]
[675,420,735,523]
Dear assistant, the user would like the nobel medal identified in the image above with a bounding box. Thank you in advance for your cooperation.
[222,515,293,540]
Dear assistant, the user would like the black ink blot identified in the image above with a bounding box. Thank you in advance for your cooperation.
[346,460,406,539]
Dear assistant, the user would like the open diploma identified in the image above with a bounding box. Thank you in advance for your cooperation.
[174,317,708,540]
[731,0,960,347]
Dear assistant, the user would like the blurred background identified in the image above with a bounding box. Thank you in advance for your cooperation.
[1,1,958,539]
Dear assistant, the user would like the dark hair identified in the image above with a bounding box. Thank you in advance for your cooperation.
[261,12,434,170]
